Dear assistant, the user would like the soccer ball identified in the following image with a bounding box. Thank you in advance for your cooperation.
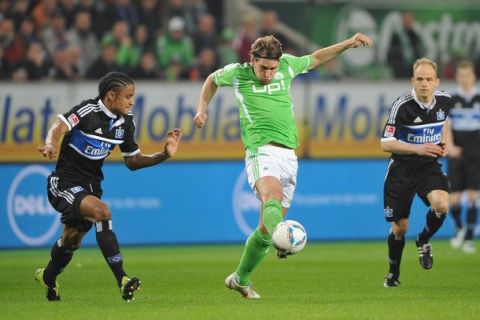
[271,220,307,255]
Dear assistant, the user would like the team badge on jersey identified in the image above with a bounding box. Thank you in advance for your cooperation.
[115,128,124,139]
[384,125,396,137]
[436,109,445,120]
[67,114,80,127]
[384,207,393,218]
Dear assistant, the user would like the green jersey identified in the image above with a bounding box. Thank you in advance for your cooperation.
[212,54,311,150]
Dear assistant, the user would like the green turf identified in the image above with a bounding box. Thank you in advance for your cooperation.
[0,241,479,320]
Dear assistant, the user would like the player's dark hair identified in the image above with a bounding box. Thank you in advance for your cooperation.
[250,35,283,60]
[97,72,134,99]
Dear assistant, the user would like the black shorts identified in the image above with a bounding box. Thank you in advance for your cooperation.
[47,173,103,232]
[383,159,449,222]
[448,154,480,192]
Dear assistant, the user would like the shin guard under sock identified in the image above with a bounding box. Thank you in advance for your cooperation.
[235,228,272,286]
[95,220,126,286]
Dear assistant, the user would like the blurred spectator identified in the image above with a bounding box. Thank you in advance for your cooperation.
[165,0,195,35]
[137,0,164,41]
[190,46,217,80]
[42,9,68,57]
[101,0,139,33]
[156,16,194,77]
[0,0,10,20]
[193,13,217,55]
[217,27,238,66]
[12,41,52,81]
[1,18,25,69]
[58,0,76,29]
[18,16,39,47]
[387,11,423,79]
[188,0,209,31]
[233,15,258,63]
[131,51,161,79]
[9,0,30,30]
[259,10,294,54]
[128,24,153,71]
[65,9,100,76]
[101,20,135,72]
[52,44,80,80]
[0,47,9,79]
[85,43,119,79]
[31,0,58,32]
[74,0,103,39]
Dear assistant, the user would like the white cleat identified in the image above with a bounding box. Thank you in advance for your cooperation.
[462,240,477,254]
[450,228,465,250]
[224,272,260,299]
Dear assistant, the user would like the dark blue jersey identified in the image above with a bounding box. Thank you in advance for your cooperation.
[381,89,453,164]
[55,98,139,184]
[449,88,480,155]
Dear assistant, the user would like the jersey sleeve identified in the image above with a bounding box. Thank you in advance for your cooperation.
[58,105,86,131]
[381,97,404,142]
[281,54,311,77]
[212,63,239,87]
[119,115,140,157]
[58,100,95,131]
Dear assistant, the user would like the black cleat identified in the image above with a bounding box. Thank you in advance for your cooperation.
[416,239,433,269]
[34,268,60,301]
[276,250,290,259]
[120,276,141,302]
[383,273,400,287]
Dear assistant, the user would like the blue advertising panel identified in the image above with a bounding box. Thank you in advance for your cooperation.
[0,161,459,248]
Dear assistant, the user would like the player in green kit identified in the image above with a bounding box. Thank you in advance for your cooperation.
[194,34,373,298]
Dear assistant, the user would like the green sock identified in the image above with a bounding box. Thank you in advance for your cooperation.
[235,228,272,286]
[262,199,283,235]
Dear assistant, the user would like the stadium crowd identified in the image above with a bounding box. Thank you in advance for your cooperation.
[0,0,240,81]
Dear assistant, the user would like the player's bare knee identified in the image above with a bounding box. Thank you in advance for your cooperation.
[431,201,449,214]
[93,202,111,221]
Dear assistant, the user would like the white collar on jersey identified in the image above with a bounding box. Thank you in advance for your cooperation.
[411,88,436,110]
[98,98,118,119]
[455,86,478,102]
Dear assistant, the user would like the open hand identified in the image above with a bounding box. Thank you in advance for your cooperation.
[38,143,58,160]
[164,128,182,158]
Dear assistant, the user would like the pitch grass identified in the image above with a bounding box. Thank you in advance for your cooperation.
[1,241,479,320]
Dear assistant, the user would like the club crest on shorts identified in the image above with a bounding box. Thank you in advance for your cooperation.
[384,207,393,218]
[70,186,84,194]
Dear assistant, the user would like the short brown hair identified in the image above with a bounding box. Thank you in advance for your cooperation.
[250,35,283,60]
[413,57,438,76]
[456,59,474,71]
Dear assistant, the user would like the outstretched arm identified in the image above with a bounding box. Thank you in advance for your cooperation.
[193,74,218,128]
[124,128,182,170]
[38,119,69,159]
[308,32,373,70]
[381,139,443,158]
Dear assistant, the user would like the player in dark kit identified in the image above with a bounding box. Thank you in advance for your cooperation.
[447,60,480,254]
[35,72,182,301]
[381,58,453,287]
